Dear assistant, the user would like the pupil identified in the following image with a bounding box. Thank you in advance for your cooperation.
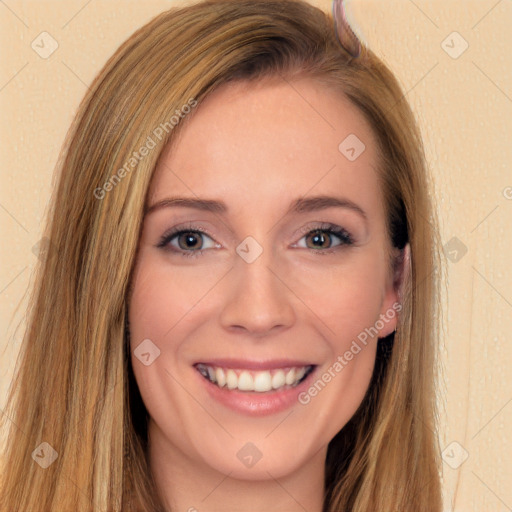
[181,233,200,249]
[310,231,329,248]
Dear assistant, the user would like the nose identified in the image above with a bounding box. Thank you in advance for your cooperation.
[219,250,296,337]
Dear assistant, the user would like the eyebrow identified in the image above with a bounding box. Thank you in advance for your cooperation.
[145,195,367,221]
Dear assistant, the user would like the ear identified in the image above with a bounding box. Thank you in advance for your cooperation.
[377,243,411,337]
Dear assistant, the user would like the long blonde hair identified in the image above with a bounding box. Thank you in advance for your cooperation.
[0,1,442,510]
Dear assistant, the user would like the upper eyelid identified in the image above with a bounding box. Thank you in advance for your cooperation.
[164,225,217,241]
[293,224,354,246]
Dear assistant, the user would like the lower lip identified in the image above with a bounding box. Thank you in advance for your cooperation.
[195,366,317,416]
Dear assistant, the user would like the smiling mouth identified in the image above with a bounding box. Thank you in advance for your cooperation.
[194,363,315,393]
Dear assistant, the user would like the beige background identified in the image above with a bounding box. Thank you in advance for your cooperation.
[1,1,511,510]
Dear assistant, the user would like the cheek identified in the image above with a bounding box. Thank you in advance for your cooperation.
[127,257,205,439]
[291,260,384,433]
[128,252,223,344]
[323,276,383,341]
[290,252,388,346]
[127,252,227,418]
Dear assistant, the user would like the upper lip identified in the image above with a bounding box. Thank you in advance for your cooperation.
[194,358,316,371]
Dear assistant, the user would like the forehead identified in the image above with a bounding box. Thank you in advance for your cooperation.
[149,77,383,219]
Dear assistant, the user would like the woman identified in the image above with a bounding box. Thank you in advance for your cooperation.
[0,0,443,510]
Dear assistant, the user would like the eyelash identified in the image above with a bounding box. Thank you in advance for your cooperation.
[156,223,217,259]
[156,222,354,259]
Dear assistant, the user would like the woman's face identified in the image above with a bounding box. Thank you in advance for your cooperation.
[128,77,401,480]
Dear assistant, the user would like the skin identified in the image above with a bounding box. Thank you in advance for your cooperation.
[128,76,404,512]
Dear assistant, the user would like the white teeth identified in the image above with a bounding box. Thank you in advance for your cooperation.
[271,370,286,389]
[295,367,306,381]
[226,369,238,390]
[215,367,226,387]
[285,368,296,385]
[254,371,272,392]
[197,364,312,393]
[237,371,253,391]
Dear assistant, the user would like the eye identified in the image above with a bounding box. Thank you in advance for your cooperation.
[157,225,219,258]
[156,222,354,258]
[294,223,354,252]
